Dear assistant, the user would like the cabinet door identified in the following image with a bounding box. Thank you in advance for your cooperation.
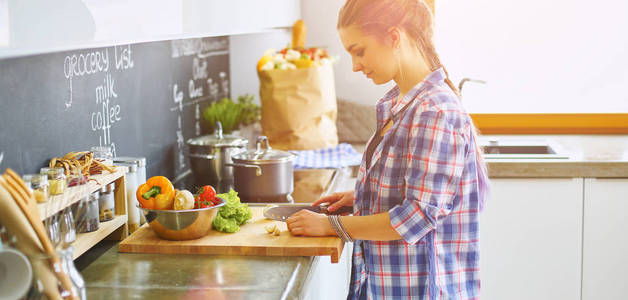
[302,243,353,300]
[582,178,628,300]
[480,178,583,300]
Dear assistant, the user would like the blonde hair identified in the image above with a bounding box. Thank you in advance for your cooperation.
[338,0,459,96]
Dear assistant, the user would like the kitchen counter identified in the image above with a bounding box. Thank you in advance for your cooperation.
[78,169,356,300]
[482,135,628,178]
[352,135,628,178]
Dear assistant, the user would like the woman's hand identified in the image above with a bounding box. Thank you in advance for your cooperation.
[286,210,335,237]
[312,190,355,214]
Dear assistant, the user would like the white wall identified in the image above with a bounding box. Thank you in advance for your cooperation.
[435,0,628,113]
[301,0,395,106]
[229,30,293,103]
[302,0,628,113]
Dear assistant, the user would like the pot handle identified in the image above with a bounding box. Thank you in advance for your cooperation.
[189,153,216,160]
[225,163,262,176]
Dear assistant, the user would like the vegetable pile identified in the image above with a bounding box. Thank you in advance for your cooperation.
[212,189,252,233]
[136,177,222,211]
[257,47,332,71]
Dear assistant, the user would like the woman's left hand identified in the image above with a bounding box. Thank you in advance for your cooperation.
[286,209,334,237]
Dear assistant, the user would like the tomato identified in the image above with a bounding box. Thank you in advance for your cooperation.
[195,185,216,208]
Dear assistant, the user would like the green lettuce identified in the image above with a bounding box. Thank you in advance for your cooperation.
[212,189,253,233]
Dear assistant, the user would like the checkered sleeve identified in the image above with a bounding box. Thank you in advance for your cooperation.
[389,109,467,244]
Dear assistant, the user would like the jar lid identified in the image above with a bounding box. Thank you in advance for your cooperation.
[40,167,65,178]
[22,174,48,186]
[231,136,296,164]
[113,157,146,167]
[114,162,137,173]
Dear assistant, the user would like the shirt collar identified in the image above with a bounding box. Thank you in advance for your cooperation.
[376,68,446,121]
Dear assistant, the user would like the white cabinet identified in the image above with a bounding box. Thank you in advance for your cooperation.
[582,178,628,300]
[301,243,353,300]
[0,0,300,59]
[480,178,583,300]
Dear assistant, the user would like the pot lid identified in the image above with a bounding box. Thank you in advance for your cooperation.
[231,136,296,163]
[187,134,248,147]
[186,121,248,147]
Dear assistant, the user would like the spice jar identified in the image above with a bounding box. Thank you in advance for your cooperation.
[40,167,66,195]
[22,174,49,203]
[91,146,113,166]
[99,183,115,222]
[67,169,87,187]
[76,192,99,233]
[113,157,147,224]
[119,163,140,233]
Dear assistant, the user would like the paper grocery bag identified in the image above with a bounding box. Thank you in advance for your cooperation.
[258,63,338,150]
[292,169,335,203]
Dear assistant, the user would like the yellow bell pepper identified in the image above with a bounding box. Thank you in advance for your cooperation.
[136,176,175,210]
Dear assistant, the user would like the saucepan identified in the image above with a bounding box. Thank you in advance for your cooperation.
[227,136,296,203]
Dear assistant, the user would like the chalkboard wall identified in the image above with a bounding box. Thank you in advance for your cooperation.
[0,37,230,183]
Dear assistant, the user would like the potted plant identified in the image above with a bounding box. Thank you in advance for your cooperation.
[201,94,261,134]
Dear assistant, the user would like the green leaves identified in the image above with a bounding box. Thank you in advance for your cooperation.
[202,94,261,134]
[211,189,253,233]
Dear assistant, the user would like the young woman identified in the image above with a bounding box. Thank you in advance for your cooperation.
[286,0,489,299]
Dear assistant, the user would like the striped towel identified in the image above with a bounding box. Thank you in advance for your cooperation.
[291,143,362,169]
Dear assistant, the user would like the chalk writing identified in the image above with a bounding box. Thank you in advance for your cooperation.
[63,48,110,108]
[173,84,184,111]
[192,57,208,80]
[195,104,201,136]
[63,49,109,79]
[176,115,185,170]
[171,38,228,58]
[188,80,203,98]
[219,71,229,97]
[91,73,121,157]
[115,44,134,70]
[208,78,219,100]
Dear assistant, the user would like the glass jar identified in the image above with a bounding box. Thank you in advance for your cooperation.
[121,164,140,233]
[22,174,49,203]
[67,169,87,188]
[40,167,66,195]
[91,146,113,167]
[99,183,115,222]
[113,157,147,224]
[76,192,99,233]
[56,246,86,300]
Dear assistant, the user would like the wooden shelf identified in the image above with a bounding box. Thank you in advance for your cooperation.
[31,165,130,260]
[73,215,128,259]
[37,166,127,220]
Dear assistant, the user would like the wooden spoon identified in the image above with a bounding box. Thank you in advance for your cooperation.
[2,169,78,300]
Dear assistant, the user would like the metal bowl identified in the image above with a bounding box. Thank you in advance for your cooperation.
[137,197,226,240]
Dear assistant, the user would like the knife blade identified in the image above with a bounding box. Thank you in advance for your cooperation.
[263,204,353,222]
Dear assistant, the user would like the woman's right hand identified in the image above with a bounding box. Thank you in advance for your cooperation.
[313,190,355,213]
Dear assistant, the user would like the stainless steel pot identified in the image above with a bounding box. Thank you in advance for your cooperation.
[187,122,248,192]
[228,136,296,203]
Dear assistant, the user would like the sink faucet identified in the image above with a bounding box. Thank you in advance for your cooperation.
[458,78,487,96]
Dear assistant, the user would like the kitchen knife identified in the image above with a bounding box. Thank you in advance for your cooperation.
[263,204,353,221]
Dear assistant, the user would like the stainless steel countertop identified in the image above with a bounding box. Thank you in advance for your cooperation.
[79,241,313,300]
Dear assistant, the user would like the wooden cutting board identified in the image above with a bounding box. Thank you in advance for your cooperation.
[118,207,345,263]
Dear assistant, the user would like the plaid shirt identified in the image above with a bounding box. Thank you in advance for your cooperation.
[349,68,488,299]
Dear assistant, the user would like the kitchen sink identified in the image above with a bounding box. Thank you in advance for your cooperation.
[479,139,570,159]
